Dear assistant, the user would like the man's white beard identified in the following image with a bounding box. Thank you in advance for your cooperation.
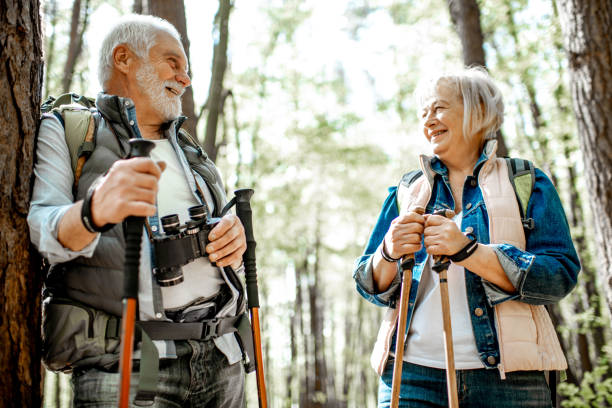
[135,62,184,121]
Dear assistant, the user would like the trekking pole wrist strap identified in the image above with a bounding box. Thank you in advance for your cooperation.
[449,235,478,263]
[81,183,114,233]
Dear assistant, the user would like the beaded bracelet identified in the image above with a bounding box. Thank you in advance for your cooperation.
[380,241,402,263]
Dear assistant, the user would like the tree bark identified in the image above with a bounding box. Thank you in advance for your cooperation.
[0,0,44,406]
[203,0,231,161]
[146,0,198,140]
[61,0,90,93]
[446,0,509,157]
[556,0,612,313]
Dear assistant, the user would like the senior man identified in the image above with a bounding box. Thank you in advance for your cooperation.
[29,14,249,407]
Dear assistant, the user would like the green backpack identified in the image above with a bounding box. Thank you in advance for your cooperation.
[397,157,536,231]
[41,93,99,195]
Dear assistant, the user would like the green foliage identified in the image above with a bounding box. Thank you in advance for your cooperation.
[559,362,612,407]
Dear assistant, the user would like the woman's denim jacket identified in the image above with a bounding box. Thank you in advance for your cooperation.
[353,146,580,372]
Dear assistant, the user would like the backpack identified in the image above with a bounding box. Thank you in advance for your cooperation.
[41,93,99,195]
[397,157,536,232]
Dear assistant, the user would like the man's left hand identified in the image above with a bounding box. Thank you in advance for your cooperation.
[206,214,246,270]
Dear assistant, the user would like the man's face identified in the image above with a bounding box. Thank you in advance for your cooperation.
[134,32,190,122]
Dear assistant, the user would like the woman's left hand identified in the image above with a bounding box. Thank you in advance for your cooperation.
[423,213,470,256]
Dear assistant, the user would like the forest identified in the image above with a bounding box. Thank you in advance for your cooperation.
[1,0,611,407]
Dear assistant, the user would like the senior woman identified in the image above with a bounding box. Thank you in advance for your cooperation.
[353,67,580,408]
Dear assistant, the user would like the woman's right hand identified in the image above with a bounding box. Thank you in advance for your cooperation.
[383,211,426,259]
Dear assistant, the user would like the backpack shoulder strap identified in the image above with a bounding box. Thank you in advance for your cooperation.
[177,128,205,155]
[505,157,535,230]
[396,170,423,214]
[46,102,99,195]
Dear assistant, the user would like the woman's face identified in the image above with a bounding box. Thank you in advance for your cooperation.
[421,82,479,162]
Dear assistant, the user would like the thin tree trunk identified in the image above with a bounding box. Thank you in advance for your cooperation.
[288,304,296,407]
[341,298,355,401]
[0,0,44,406]
[203,0,231,161]
[54,372,61,408]
[146,0,198,139]
[446,0,485,67]
[556,0,612,314]
[43,0,58,97]
[309,217,328,408]
[132,0,144,14]
[446,0,509,157]
[296,256,310,407]
[548,305,578,385]
[61,0,90,93]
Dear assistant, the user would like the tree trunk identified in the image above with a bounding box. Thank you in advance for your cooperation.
[132,0,144,14]
[446,0,485,67]
[556,0,612,313]
[548,305,578,385]
[288,304,296,406]
[146,0,198,140]
[562,130,608,373]
[43,0,58,97]
[203,0,231,161]
[61,0,90,93]
[308,217,329,407]
[0,0,44,406]
[296,256,310,407]
[446,0,509,157]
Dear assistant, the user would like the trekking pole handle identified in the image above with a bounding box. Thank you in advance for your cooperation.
[431,209,455,267]
[400,206,425,271]
[234,188,259,308]
[123,139,156,299]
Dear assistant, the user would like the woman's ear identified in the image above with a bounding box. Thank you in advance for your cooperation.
[112,44,134,75]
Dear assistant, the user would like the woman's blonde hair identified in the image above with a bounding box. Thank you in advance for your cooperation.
[416,66,504,144]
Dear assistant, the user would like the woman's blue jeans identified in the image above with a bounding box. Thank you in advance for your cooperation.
[378,360,552,408]
[71,339,244,407]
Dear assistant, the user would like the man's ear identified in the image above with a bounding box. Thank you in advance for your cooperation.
[112,44,135,75]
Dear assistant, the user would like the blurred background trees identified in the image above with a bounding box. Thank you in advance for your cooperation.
[8,0,610,406]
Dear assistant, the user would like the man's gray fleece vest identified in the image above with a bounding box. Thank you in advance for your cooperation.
[46,93,241,317]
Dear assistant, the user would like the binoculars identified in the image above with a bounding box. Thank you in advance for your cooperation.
[152,204,221,287]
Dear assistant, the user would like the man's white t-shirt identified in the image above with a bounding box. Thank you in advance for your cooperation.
[403,212,484,369]
[150,139,224,310]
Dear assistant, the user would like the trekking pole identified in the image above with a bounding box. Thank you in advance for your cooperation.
[431,209,459,408]
[118,139,156,408]
[391,206,425,408]
[234,188,268,408]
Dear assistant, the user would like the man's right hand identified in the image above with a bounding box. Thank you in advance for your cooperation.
[383,211,425,259]
[90,158,166,228]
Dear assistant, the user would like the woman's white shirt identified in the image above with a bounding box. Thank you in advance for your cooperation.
[403,212,485,369]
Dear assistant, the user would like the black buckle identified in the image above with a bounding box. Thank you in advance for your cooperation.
[522,218,535,230]
[202,319,220,341]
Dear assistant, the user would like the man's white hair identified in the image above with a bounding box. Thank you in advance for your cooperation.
[416,66,505,144]
[98,14,181,89]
